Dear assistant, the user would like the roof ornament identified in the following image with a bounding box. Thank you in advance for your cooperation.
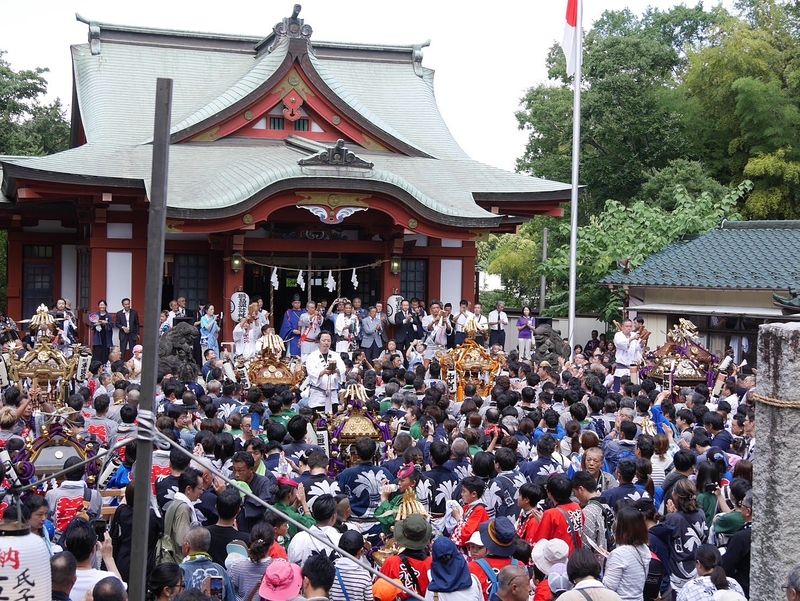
[76,13,101,55]
[411,40,431,77]
[267,4,313,53]
[298,139,374,169]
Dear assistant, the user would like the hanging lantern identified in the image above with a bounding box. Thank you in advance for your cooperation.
[0,522,51,601]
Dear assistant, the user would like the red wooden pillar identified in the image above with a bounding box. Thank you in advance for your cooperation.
[381,240,402,303]
[89,219,108,306]
[87,218,108,344]
[462,241,477,303]
[221,235,244,343]
[426,238,442,301]
[131,208,150,348]
[6,230,23,319]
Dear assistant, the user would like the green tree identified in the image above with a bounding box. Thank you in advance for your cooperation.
[0,51,70,308]
[635,159,726,211]
[681,0,800,217]
[0,51,69,155]
[539,181,750,323]
[516,4,723,212]
[483,221,545,307]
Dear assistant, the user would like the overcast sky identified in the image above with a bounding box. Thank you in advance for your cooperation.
[2,1,733,172]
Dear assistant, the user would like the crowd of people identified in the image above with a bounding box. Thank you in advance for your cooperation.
[0,294,775,601]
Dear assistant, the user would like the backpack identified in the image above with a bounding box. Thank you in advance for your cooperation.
[476,558,519,600]
[642,551,665,601]
[587,498,616,552]
[154,500,190,565]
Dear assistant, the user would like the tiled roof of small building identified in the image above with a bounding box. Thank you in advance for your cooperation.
[601,220,800,289]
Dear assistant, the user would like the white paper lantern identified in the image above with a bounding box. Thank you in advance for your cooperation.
[0,523,51,601]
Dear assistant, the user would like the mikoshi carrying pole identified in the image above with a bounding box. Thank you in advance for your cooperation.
[128,77,173,601]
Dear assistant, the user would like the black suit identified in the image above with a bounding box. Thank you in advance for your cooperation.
[394,310,422,353]
[115,309,140,355]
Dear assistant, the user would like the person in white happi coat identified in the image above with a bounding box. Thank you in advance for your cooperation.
[298,301,322,361]
[421,301,452,369]
[233,316,259,359]
[305,332,346,413]
[334,302,360,354]
[612,319,640,392]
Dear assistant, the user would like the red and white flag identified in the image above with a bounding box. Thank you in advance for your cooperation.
[561,0,580,76]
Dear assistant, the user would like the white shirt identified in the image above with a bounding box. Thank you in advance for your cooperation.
[233,322,259,358]
[71,569,124,601]
[305,349,346,411]
[422,314,451,347]
[334,313,359,340]
[454,310,474,333]
[287,525,341,566]
[613,331,641,371]
[487,309,508,330]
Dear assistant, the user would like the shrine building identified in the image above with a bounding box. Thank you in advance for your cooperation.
[0,8,570,339]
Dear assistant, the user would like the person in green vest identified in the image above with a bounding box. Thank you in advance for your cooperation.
[375,462,423,532]
[273,476,315,542]
[406,406,423,440]
[267,394,297,429]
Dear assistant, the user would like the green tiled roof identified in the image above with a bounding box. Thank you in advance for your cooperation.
[2,141,569,225]
[601,221,800,289]
[1,16,572,225]
[69,24,464,159]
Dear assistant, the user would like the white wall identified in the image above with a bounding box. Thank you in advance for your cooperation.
[61,245,77,303]
[440,259,463,308]
[106,251,132,346]
[106,223,133,239]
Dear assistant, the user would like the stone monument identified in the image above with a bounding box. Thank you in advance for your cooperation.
[750,322,800,601]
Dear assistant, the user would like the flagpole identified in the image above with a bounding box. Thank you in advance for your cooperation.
[567,0,583,355]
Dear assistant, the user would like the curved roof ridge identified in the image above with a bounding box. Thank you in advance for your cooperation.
[77,14,425,55]
[165,39,290,137]
[307,51,427,157]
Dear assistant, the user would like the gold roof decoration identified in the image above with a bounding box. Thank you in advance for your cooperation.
[644,318,716,385]
[436,338,503,400]
[29,304,57,336]
[257,328,286,357]
[8,338,88,409]
[396,487,428,521]
[247,352,305,387]
[331,383,382,446]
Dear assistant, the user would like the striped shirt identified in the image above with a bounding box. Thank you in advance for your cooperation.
[330,557,373,601]
[228,558,270,601]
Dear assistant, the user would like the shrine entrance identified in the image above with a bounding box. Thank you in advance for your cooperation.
[243,253,382,319]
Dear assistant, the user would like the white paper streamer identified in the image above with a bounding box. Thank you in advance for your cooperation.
[297,270,306,291]
[326,270,336,292]
[271,267,279,290]
[351,268,359,289]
